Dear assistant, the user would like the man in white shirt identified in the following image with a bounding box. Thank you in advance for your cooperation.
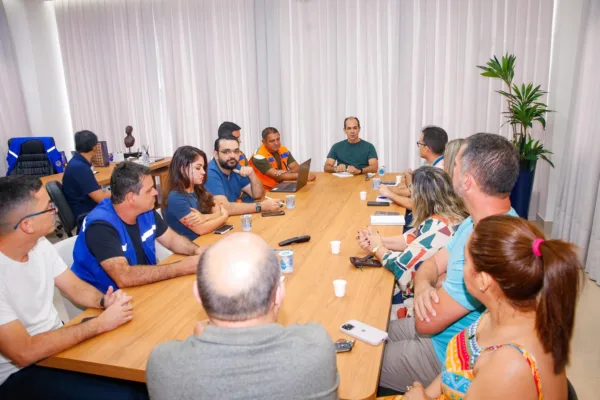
[0,176,148,399]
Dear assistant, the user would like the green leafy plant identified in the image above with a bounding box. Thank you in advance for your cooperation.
[477,54,554,170]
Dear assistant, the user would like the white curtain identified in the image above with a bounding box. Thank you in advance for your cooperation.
[552,0,600,283]
[0,0,31,176]
[53,0,553,171]
[54,0,170,156]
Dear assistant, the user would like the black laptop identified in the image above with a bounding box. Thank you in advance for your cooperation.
[270,159,311,193]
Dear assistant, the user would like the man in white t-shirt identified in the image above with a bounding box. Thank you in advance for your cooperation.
[378,125,448,215]
[0,176,148,399]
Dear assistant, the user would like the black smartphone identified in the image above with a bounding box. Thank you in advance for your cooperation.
[214,224,234,235]
[335,338,355,353]
[367,201,390,207]
[261,211,285,217]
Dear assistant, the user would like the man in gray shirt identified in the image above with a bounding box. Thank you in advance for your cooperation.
[146,233,339,399]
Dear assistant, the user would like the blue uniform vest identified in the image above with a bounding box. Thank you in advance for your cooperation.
[6,137,64,175]
[71,199,157,293]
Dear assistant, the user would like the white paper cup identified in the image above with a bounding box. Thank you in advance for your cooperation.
[359,191,367,200]
[333,279,347,297]
[396,175,403,185]
[330,240,341,255]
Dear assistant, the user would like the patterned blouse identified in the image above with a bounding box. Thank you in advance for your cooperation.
[381,215,458,298]
[440,311,543,399]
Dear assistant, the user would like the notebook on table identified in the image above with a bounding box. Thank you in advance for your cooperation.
[270,159,312,193]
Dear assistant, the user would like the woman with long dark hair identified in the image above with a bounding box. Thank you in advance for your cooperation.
[164,146,228,240]
[403,215,580,400]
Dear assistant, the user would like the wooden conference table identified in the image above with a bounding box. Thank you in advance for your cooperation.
[39,172,405,400]
[39,158,172,210]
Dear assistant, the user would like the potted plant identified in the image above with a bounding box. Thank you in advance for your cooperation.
[477,54,554,218]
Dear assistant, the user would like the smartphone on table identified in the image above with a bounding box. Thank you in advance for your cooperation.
[214,224,234,235]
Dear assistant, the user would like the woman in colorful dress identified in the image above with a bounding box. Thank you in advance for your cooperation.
[403,215,580,400]
[357,166,468,316]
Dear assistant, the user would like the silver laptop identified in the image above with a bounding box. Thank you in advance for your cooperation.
[270,159,312,193]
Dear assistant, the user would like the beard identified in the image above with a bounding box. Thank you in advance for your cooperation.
[219,157,237,171]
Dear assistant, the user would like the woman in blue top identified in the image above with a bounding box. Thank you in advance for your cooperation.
[164,146,229,240]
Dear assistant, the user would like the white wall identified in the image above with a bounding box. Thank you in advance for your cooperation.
[3,0,73,154]
[536,0,587,223]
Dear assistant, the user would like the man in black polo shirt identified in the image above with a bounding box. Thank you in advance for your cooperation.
[63,130,110,220]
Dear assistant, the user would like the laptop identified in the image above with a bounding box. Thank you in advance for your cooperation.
[270,159,312,193]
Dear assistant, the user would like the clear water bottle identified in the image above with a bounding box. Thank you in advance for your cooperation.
[378,165,387,176]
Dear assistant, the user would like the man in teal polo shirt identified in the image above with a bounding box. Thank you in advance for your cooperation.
[379,133,520,392]
[324,117,378,175]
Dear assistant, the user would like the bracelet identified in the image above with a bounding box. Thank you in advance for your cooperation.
[360,167,363,174]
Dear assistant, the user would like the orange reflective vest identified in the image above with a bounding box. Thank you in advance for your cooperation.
[249,144,291,189]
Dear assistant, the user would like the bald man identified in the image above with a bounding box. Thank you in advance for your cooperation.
[146,233,340,399]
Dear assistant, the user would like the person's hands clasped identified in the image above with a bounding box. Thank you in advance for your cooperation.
[378,184,393,197]
[96,292,133,333]
[347,166,361,175]
[334,164,347,172]
[403,382,433,400]
[356,229,371,251]
[260,198,281,212]
[413,281,440,323]
[102,286,125,309]
[233,166,254,178]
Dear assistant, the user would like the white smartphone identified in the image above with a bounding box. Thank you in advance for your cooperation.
[340,320,388,346]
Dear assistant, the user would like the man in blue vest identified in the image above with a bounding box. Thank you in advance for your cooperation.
[62,130,111,221]
[72,162,204,293]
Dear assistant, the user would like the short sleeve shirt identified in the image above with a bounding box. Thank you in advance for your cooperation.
[0,238,66,384]
[62,153,102,218]
[326,139,378,169]
[431,208,519,362]
[204,159,251,202]
[165,191,201,241]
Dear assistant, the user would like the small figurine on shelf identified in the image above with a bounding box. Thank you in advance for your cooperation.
[124,125,135,153]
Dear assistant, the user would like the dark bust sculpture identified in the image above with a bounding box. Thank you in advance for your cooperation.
[124,125,135,151]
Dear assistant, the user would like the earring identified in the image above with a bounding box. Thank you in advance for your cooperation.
[479,286,484,292]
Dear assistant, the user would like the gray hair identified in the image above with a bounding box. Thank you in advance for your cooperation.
[443,138,467,181]
[461,133,520,196]
[411,166,469,228]
[196,247,281,321]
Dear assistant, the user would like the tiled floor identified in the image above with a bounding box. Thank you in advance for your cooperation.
[566,274,600,400]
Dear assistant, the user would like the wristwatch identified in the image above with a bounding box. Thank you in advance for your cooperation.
[255,202,262,213]
[100,296,105,309]
[360,167,363,174]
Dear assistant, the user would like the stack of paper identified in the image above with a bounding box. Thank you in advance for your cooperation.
[332,172,354,178]
[370,214,405,226]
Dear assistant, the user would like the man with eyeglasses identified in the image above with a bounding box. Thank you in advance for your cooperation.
[205,134,281,216]
[0,176,147,399]
[378,126,448,213]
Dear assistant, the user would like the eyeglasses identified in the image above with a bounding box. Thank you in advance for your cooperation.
[219,149,241,156]
[13,202,57,230]
[416,141,427,148]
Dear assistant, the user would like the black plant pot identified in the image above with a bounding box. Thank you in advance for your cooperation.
[510,160,536,219]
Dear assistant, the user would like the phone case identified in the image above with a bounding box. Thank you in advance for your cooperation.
[340,320,388,345]
[367,201,390,207]
[214,225,234,235]
[349,255,382,268]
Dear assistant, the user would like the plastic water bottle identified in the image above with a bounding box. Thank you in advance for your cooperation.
[378,165,387,176]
